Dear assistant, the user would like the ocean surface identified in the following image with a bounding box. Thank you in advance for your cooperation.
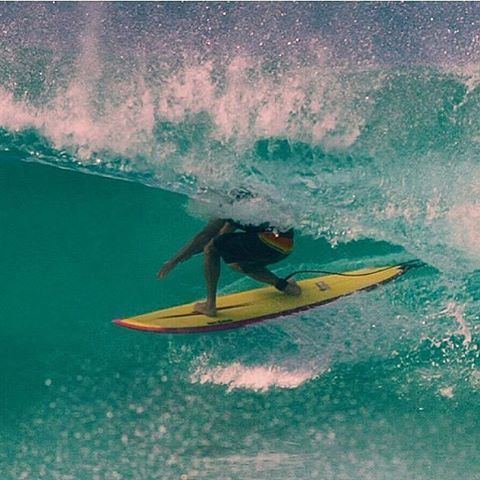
[1,3,480,479]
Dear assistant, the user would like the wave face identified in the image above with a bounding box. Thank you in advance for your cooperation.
[2,3,480,480]
[2,3,480,272]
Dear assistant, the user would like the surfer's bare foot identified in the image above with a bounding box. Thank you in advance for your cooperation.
[193,302,217,317]
[284,279,301,296]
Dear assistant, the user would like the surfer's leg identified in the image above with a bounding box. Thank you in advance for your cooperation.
[234,264,301,296]
[193,240,220,316]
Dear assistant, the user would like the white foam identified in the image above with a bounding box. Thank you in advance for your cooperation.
[446,203,480,263]
[470,369,480,389]
[438,386,455,398]
[0,51,365,160]
[0,89,37,130]
[440,301,472,347]
[190,361,323,392]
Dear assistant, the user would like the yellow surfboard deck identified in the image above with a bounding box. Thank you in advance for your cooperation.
[114,263,415,333]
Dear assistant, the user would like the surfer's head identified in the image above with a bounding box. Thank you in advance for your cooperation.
[227,187,255,204]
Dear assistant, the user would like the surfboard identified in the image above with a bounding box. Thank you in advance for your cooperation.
[113,262,417,334]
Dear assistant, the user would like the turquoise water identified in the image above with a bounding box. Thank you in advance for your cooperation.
[2,3,480,479]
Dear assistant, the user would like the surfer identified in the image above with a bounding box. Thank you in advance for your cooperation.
[157,219,301,317]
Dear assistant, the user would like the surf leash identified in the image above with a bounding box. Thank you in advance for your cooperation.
[283,259,424,281]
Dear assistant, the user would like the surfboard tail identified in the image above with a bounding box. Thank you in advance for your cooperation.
[398,259,424,272]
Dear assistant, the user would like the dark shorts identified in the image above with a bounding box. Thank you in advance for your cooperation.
[213,232,289,267]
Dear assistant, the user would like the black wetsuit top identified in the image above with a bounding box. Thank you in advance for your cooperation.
[227,220,294,238]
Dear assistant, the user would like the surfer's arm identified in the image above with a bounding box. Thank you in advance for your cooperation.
[219,221,235,234]
[157,218,227,278]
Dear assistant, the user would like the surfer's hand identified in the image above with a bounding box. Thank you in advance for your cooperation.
[157,260,176,279]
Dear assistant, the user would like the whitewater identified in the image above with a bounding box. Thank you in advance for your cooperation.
[1,3,480,479]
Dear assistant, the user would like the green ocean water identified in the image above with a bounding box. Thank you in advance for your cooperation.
[2,159,479,480]
[2,3,480,479]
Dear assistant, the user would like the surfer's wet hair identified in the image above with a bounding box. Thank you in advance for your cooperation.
[228,187,255,203]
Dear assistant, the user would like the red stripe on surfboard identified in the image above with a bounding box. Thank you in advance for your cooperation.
[112,265,406,334]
